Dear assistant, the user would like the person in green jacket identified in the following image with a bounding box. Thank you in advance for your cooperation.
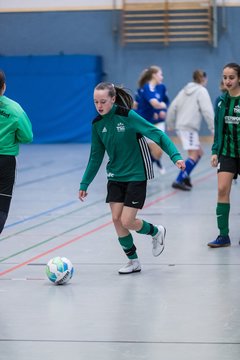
[79,82,185,274]
[208,63,240,248]
[0,70,33,234]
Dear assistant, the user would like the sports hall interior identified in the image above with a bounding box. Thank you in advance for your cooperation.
[0,1,240,359]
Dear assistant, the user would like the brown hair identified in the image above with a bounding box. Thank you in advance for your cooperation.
[192,69,207,84]
[0,70,6,90]
[223,62,240,78]
[219,80,226,93]
[95,82,133,109]
[137,66,161,88]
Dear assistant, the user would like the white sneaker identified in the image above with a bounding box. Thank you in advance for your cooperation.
[118,259,141,274]
[152,225,166,257]
[159,167,166,175]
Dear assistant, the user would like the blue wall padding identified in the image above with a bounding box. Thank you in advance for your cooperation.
[0,55,103,143]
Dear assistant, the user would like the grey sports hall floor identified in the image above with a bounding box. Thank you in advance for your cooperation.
[0,142,239,360]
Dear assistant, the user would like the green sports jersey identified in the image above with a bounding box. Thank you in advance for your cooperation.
[212,92,240,158]
[80,105,182,191]
[0,95,33,155]
[221,95,240,158]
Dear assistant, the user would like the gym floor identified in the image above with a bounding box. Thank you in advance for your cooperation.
[0,142,239,360]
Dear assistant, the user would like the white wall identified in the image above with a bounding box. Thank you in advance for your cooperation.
[0,0,239,12]
[0,0,122,12]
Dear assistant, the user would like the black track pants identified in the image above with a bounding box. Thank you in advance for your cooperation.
[0,155,16,234]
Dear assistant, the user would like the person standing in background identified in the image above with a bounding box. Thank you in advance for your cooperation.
[166,69,214,190]
[134,66,169,174]
[208,63,240,248]
[0,70,33,234]
[154,82,170,133]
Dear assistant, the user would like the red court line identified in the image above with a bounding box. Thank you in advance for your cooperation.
[0,221,112,277]
[0,170,215,277]
[144,190,177,208]
[192,171,216,185]
[143,171,215,208]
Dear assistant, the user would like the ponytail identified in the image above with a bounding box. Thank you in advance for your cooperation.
[115,86,133,109]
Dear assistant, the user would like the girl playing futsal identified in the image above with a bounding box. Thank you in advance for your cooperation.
[79,82,185,274]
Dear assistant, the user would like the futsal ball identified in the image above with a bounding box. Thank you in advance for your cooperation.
[46,256,74,285]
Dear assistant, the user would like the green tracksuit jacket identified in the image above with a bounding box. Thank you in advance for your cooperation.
[0,95,33,155]
[80,105,182,191]
[212,92,240,157]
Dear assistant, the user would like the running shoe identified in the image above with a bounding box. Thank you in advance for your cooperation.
[118,259,141,274]
[152,225,166,256]
[207,235,231,248]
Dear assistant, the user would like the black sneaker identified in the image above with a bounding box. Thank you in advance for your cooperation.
[172,181,191,191]
[207,235,231,248]
[183,176,192,188]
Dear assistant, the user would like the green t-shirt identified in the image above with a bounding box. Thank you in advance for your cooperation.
[80,105,182,191]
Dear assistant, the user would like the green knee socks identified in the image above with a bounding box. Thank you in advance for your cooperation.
[118,233,138,259]
[118,221,158,259]
[216,202,230,236]
[136,220,158,236]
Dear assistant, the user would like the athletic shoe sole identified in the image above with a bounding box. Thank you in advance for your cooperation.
[172,182,191,191]
[207,243,231,248]
[118,268,141,275]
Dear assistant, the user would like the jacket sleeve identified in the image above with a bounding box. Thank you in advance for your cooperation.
[130,110,183,164]
[198,88,214,133]
[79,126,106,191]
[211,105,220,155]
[16,110,33,143]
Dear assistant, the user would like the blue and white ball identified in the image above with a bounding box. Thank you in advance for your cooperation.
[46,256,74,285]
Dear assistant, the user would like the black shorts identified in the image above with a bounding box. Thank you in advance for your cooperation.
[218,155,240,179]
[106,180,147,209]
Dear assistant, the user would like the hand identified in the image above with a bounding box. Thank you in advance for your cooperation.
[211,155,218,167]
[159,111,166,120]
[79,190,88,201]
[159,101,167,109]
[175,160,186,171]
